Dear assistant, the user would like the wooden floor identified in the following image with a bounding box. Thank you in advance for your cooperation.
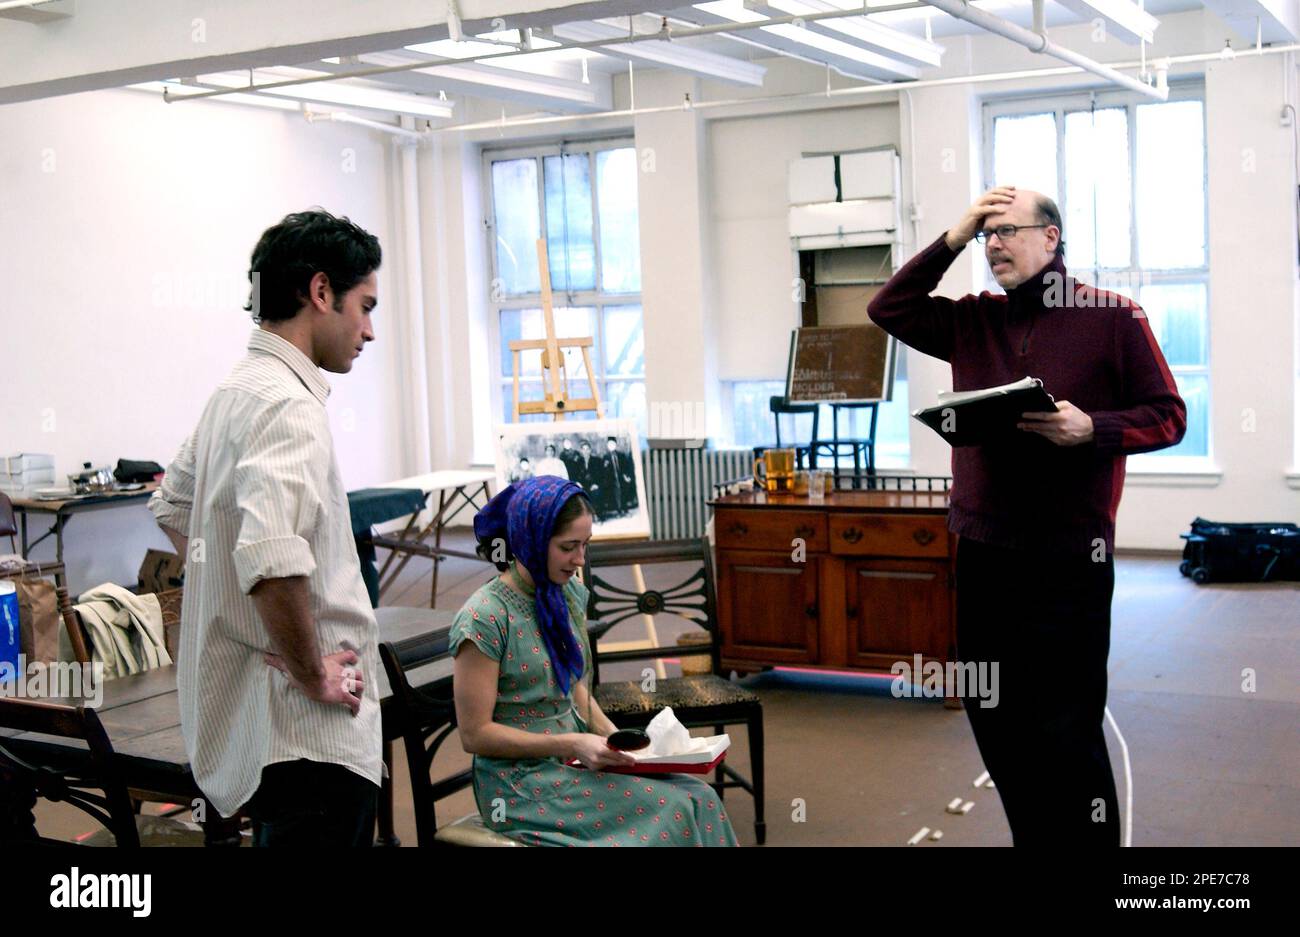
[32,532,1300,846]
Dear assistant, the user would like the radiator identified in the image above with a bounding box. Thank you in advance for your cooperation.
[641,447,752,540]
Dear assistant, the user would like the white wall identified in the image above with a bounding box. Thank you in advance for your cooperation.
[0,88,408,590]
[707,102,901,382]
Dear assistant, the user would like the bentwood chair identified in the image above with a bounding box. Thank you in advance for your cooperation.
[583,537,766,845]
[379,632,524,847]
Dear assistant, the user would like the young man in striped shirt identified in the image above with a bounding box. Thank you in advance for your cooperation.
[869,186,1186,846]
[150,210,383,846]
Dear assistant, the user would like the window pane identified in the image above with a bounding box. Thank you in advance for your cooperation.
[994,113,1058,203]
[875,378,910,469]
[1149,372,1209,458]
[491,158,541,295]
[1137,283,1207,367]
[499,307,595,378]
[1136,100,1205,269]
[603,304,645,376]
[502,381,546,424]
[1064,108,1130,270]
[596,148,642,293]
[606,380,647,438]
[543,154,595,292]
[732,381,786,448]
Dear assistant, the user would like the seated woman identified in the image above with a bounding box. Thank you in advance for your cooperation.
[451,474,737,847]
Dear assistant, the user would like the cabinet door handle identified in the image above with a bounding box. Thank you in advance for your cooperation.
[727,521,749,537]
[805,603,818,618]
[794,524,815,539]
[912,528,936,546]
[840,527,864,544]
[846,606,859,619]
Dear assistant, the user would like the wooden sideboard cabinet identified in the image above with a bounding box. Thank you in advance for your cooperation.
[710,489,958,702]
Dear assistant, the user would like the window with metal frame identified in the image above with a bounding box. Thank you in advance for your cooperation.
[984,85,1210,462]
[484,139,646,435]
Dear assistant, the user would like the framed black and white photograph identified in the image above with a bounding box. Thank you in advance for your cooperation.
[493,418,650,539]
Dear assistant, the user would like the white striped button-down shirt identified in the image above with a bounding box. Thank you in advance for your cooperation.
[149,328,381,817]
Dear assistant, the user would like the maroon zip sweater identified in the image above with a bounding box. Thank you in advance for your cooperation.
[868,233,1187,555]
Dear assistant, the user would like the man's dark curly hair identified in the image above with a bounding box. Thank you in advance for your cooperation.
[245,209,381,321]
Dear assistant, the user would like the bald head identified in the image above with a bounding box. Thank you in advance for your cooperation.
[981,189,1063,289]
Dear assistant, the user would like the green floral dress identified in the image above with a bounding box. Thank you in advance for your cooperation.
[449,574,739,847]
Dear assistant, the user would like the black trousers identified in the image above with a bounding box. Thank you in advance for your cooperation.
[243,759,379,847]
[955,537,1121,847]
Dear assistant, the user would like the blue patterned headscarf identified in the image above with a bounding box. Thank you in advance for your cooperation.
[473,475,590,694]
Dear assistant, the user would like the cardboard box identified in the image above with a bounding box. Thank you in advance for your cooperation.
[2,454,54,474]
[138,549,185,595]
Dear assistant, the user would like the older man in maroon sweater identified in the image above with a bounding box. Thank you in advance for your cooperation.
[868,186,1185,846]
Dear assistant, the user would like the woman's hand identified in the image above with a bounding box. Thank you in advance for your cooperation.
[568,733,637,770]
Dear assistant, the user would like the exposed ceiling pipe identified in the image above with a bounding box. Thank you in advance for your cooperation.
[921,0,1167,100]
[304,107,427,141]
[434,37,1295,136]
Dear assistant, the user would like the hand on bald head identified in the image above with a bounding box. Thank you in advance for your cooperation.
[946,186,1061,289]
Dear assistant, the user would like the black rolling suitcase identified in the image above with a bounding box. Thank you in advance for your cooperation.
[1179,517,1300,584]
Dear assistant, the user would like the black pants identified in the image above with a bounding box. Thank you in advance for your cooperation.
[243,759,379,847]
[955,537,1120,847]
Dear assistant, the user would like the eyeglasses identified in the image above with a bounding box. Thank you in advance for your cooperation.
[974,224,1048,243]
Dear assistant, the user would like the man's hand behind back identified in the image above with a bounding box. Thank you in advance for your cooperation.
[264,648,365,717]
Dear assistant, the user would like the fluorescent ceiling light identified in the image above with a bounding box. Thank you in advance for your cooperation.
[1053,0,1157,45]
[755,0,943,67]
[695,0,921,71]
[320,50,609,110]
[552,20,766,85]
[194,68,453,119]
[694,1,766,23]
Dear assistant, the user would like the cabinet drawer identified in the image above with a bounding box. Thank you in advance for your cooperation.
[714,509,827,552]
[828,513,948,558]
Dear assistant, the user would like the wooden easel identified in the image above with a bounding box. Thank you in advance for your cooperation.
[510,238,602,422]
[510,238,664,678]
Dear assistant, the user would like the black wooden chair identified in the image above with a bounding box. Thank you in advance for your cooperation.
[583,537,766,845]
[0,699,137,846]
[379,631,524,848]
[769,395,820,469]
[0,698,212,847]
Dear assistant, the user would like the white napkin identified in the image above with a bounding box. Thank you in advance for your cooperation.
[641,707,710,758]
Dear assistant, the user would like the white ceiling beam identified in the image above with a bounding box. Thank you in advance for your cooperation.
[0,0,74,23]
[743,0,943,67]
[0,0,663,104]
[551,18,767,84]
[1199,0,1300,44]
[313,50,613,111]
[664,3,920,80]
[1052,0,1159,45]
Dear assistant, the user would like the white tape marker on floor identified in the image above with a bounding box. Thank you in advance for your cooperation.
[907,827,930,846]
[972,771,990,788]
